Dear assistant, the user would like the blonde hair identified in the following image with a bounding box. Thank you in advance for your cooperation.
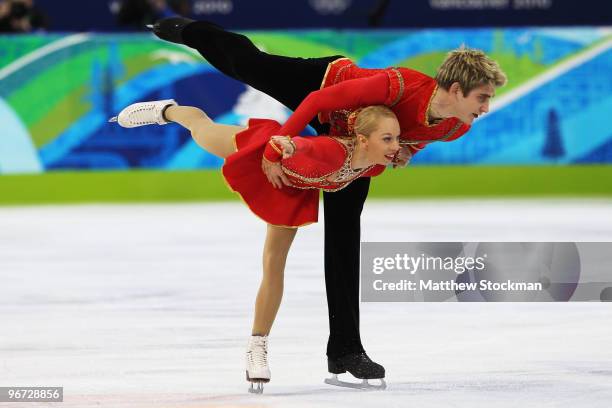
[435,46,507,96]
[353,105,397,137]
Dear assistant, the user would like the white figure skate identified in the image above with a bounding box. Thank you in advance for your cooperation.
[109,99,177,128]
[246,335,270,394]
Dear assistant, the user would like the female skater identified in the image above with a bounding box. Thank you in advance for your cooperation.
[111,99,400,392]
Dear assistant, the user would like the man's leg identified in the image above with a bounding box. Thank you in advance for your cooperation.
[155,18,341,131]
[323,179,385,380]
[323,178,369,359]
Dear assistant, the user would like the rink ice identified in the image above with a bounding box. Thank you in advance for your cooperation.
[1,199,612,407]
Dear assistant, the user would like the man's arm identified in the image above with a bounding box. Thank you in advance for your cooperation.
[276,73,391,136]
[262,72,390,188]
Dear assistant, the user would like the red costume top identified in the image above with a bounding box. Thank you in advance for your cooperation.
[222,119,385,228]
[277,58,471,159]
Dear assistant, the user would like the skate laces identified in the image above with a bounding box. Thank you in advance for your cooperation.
[248,337,268,367]
[129,103,160,125]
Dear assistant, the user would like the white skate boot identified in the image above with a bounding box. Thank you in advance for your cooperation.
[246,335,270,394]
[109,99,177,128]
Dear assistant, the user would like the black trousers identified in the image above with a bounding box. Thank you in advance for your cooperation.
[182,22,369,358]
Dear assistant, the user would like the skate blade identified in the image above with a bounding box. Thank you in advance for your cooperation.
[325,374,387,390]
[248,382,264,394]
[108,116,118,123]
[246,371,269,394]
[145,24,154,30]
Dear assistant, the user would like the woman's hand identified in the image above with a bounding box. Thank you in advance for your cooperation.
[261,158,293,189]
[260,136,297,188]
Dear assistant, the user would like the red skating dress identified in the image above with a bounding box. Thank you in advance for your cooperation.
[276,58,472,160]
[222,119,385,228]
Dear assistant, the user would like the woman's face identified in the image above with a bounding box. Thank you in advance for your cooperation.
[361,116,401,166]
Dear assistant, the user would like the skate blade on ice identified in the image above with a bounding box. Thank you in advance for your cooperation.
[324,374,387,390]
[248,382,264,394]
[246,371,269,394]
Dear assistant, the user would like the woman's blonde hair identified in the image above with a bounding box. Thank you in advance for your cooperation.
[435,46,507,95]
[353,105,397,137]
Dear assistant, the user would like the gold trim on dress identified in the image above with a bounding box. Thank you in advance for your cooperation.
[424,84,439,127]
[281,165,333,184]
[318,58,352,124]
[328,109,355,139]
[280,137,343,183]
[334,62,352,84]
[221,163,316,229]
[232,131,238,152]
[399,121,464,146]
[269,139,283,155]
[280,137,372,192]
[231,124,251,152]
[346,108,363,137]
[330,137,375,184]
[439,122,464,142]
[389,68,405,107]
[319,57,351,90]
[223,173,315,228]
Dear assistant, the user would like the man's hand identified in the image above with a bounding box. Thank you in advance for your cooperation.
[270,136,296,159]
[261,158,293,189]
[393,146,412,168]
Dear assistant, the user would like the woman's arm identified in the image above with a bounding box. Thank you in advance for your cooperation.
[264,136,343,169]
[263,136,297,162]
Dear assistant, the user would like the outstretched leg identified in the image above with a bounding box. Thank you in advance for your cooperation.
[155,18,342,132]
[164,105,242,158]
[252,224,297,335]
[114,101,243,158]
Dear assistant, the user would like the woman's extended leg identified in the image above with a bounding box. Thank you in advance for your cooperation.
[251,224,297,335]
[163,105,243,158]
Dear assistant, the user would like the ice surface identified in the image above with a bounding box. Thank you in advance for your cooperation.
[1,199,611,407]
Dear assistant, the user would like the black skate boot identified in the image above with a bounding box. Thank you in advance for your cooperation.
[148,17,195,44]
[325,352,386,390]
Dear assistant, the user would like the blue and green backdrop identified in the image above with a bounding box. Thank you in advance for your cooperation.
[1,28,611,203]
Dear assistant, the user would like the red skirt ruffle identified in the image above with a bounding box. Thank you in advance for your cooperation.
[222,119,319,228]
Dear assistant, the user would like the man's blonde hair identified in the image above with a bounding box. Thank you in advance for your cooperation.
[435,46,507,95]
[353,105,397,137]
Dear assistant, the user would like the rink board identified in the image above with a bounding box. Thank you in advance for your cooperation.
[1,165,612,205]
